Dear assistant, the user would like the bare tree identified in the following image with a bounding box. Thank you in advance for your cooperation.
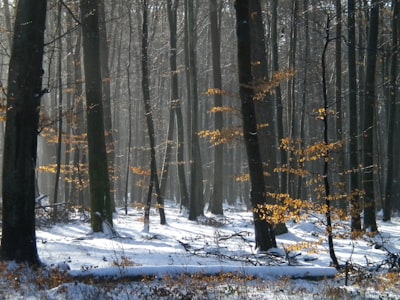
[235,0,276,251]
[80,0,113,232]
[1,0,48,264]
[209,0,223,215]
[362,0,379,232]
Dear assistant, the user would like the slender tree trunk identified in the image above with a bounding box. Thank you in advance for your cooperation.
[271,0,287,194]
[54,1,63,211]
[335,0,344,207]
[166,0,189,209]
[235,0,276,251]
[348,0,362,232]
[80,0,113,232]
[124,3,133,215]
[187,0,204,220]
[321,17,339,268]
[288,0,299,199]
[209,0,224,215]
[1,0,47,264]
[98,1,115,210]
[383,0,399,222]
[362,0,379,232]
[141,0,166,231]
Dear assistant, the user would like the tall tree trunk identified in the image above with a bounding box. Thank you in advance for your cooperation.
[1,0,47,264]
[235,0,276,251]
[271,0,287,194]
[98,1,115,210]
[124,2,133,215]
[348,0,362,232]
[335,0,344,206]
[187,0,204,220]
[321,17,339,268]
[362,0,379,232]
[209,0,223,215]
[141,0,166,231]
[166,0,189,209]
[80,0,113,232]
[54,1,63,210]
[383,0,399,222]
[250,0,287,234]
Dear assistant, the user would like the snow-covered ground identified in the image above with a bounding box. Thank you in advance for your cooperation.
[1,200,400,299]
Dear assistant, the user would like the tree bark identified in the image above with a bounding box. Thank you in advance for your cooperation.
[209,0,223,215]
[1,0,47,264]
[141,0,166,230]
[362,0,379,232]
[250,0,287,234]
[383,0,399,222]
[235,0,276,251]
[348,0,362,232]
[165,0,189,209]
[187,0,204,220]
[271,0,287,195]
[98,1,115,210]
[80,0,113,232]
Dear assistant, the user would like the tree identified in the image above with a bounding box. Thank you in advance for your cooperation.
[321,16,339,268]
[362,0,379,232]
[235,0,276,251]
[80,0,113,232]
[186,0,204,220]
[1,0,48,264]
[209,0,224,215]
[141,0,166,231]
[271,0,287,195]
[348,0,362,232]
[165,0,189,209]
[98,1,116,210]
[383,0,399,222]
[250,0,287,235]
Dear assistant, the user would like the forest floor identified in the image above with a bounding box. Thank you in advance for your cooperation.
[1,200,400,299]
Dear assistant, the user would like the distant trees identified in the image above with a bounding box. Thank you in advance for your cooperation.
[1,0,48,264]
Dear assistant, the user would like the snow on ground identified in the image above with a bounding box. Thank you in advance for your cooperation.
[1,200,400,299]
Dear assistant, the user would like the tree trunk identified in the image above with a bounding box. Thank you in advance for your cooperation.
[54,1,63,211]
[2,0,13,47]
[98,1,116,211]
[271,0,287,195]
[141,0,166,230]
[348,0,362,232]
[166,0,189,209]
[1,0,47,264]
[187,0,204,220]
[383,0,399,222]
[335,0,344,207]
[235,0,276,251]
[209,0,224,215]
[321,17,339,268]
[250,0,287,235]
[80,0,113,232]
[362,0,379,232]
[124,3,133,215]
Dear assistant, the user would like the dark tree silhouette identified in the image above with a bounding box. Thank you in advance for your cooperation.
[80,0,113,232]
[235,0,276,251]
